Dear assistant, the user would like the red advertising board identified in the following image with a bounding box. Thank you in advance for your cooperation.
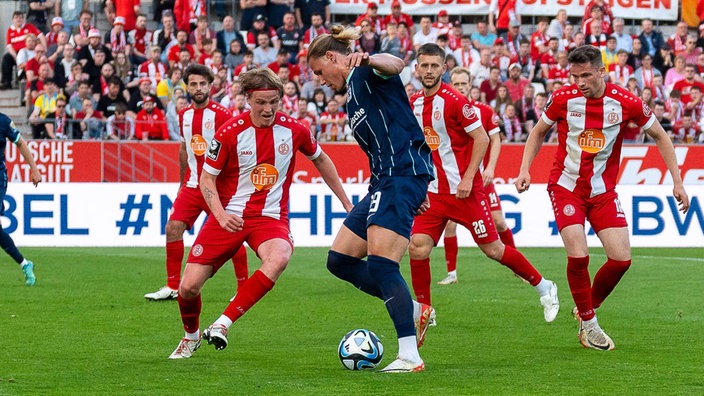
[6,141,704,185]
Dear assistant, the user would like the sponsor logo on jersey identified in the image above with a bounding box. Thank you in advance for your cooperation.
[578,129,605,154]
[251,164,279,191]
[423,126,441,151]
[207,139,222,161]
[569,112,582,118]
[190,135,208,156]
[349,108,366,131]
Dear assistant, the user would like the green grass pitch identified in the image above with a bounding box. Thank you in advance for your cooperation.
[1,247,703,395]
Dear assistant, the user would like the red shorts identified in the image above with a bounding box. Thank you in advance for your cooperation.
[411,190,498,245]
[169,186,209,228]
[548,184,628,233]
[484,183,503,212]
[187,216,293,272]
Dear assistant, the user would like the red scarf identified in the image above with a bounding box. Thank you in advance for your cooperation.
[110,28,127,54]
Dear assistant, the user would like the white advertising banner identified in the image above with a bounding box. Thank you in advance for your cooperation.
[2,183,702,247]
[329,0,679,21]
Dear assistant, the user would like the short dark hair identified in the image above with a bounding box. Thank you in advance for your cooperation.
[108,76,122,86]
[567,45,603,68]
[416,43,446,59]
[183,64,215,85]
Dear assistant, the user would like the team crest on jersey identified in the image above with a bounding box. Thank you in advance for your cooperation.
[192,244,204,256]
[278,143,290,155]
[563,204,576,216]
[607,112,620,124]
[433,109,442,120]
[462,104,475,120]
[423,126,441,151]
[642,102,652,117]
[578,129,605,154]
[204,120,214,130]
[207,139,222,161]
[190,135,208,156]
[251,163,279,191]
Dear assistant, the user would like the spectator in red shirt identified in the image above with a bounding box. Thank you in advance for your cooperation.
[2,12,44,90]
[135,95,168,140]
[355,2,384,35]
[384,1,414,35]
[504,62,530,102]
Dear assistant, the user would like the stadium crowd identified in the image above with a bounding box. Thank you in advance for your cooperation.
[3,0,704,144]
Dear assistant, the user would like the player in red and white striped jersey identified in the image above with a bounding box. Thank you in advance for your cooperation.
[407,44,559,322]
[516,45,690,351]
[170,67,352,359]
[145,64,249,303]
[434,68,522,286]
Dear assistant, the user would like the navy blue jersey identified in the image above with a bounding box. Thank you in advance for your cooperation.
[0,113,21,175]
[345,66,434,185]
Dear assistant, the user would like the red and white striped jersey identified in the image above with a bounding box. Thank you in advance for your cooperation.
[179,100,233,188]
[410,83,483,195]
[139,61,168,87]
[468,99,501,169]
[542,83,656,197]
[203,112,321,220]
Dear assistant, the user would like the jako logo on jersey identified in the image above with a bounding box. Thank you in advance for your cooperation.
[462,104,475,120]
[207,139,222,161]
[251,164,279,191]
[349,108,367,131]
[423,126,441,151]
[578,129,605,154]
[190,135,208,156]
[569,112,582,118]
[239,150,253,156]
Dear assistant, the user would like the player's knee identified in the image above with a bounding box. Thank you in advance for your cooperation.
[179,281,201,299]
[481,241,504,261]
[408,237,434,260]
[327,250,354,276]
[165,220,187,239]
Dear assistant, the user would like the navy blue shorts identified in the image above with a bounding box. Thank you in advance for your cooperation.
[344,175,429,240]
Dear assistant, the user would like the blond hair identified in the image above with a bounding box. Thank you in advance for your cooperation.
[307,25,360,61]
[239,67,284,98]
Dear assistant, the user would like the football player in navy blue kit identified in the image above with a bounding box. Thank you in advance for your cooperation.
[308,25,435,373]
[0,113,42,285]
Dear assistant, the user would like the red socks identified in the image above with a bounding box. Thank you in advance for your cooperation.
[444,235,458,273]
[567,256,594,320]
[498,229,515,248]
[592,258,631,310]
[178,294,202,334]
[409,258,431,305]
[499,245,541,286]
[232,246,249,289]
[166,240,185,290]
[222,270,275,322]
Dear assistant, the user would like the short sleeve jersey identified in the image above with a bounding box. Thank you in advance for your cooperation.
[346,66,433,185]
[409,83,482,194]
[203,112,321,220]
[468,99,501,169]
[0,113,21,175]
[179,100,233,188]
[6,24,41,53]
[542,82,656,197]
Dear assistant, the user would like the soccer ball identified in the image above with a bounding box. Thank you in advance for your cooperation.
[338,329,384,370]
